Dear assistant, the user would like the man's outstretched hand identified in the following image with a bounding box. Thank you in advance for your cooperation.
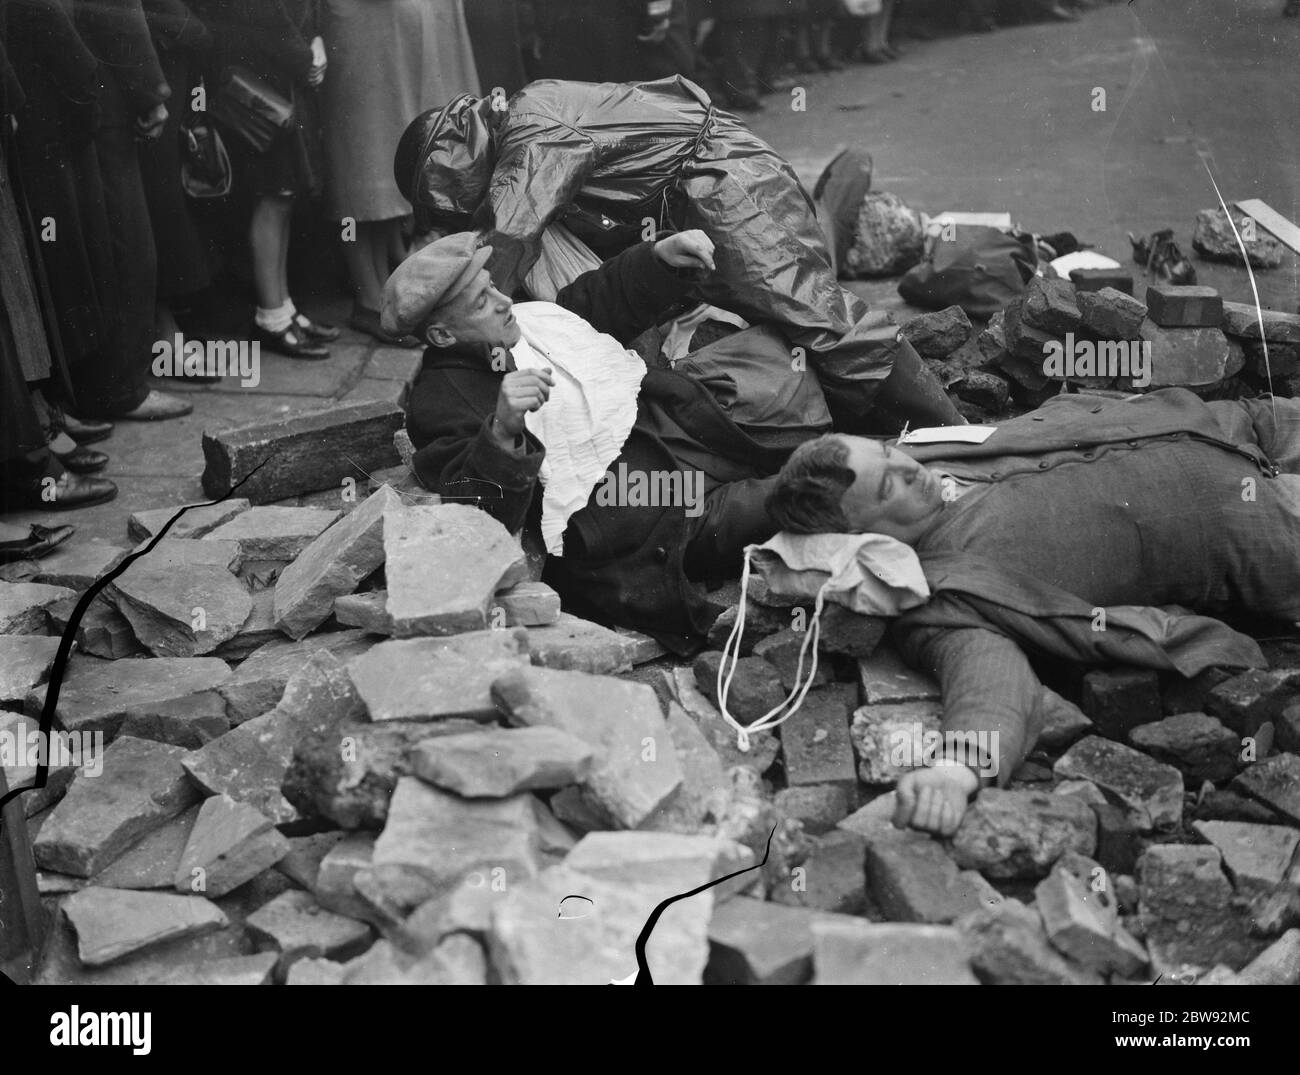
[654,229,716,272]
[893,764,979,836]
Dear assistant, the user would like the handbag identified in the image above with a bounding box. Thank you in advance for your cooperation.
[180,111,232,199]
[208,65,295,154]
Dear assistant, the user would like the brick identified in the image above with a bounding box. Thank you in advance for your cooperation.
[850,700,943,785]
[1000,304,1056,378]
[1080,667,1161,739]
[1146,284,1224,328]
[1069,267,1134,294]
[1021,275,1082,335]
[706,897,817,985]
[218,630,372,724]
[526,612,635,675]
[1205,668,1300,737]
[774,784,852,835]
[951,788,1097,880]
[1192,820,1300,896]
[752,628,830,692]
[705,601,788,656]
[1221,301,1300,345]
[864,825,989,923]
[62,887,228,967]
[1035,866,1147,976]
[898,305,972,359]
[1233,753,1300,825]
[201,398,403,503]
[204,506,341,560]
[812,919,978,985]
[1129,712,1240,783]
[1054,735,1184,832]
[1076,286,1147,341]
[857,647,940,704]
[693,650,786,725]
[778,683,857,791]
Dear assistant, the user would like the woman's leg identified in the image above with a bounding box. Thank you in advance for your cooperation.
[343,220,386,313]
[250,194,293,311]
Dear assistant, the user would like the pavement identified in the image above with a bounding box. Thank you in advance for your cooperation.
[10,0,1298,552]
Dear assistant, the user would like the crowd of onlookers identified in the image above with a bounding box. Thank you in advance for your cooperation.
[0,0,1122,526]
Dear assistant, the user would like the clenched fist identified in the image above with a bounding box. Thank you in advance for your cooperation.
[493,367,554,442]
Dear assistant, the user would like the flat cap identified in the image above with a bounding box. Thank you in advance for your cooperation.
[380,232,493,338]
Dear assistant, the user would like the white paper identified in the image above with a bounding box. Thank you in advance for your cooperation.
[898,425,998,446]
[1234,199,1300,255]
[924,211,1013,236]
[1049,250,1123,276]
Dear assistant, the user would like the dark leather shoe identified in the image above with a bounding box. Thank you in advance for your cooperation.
[116,389,194,421]
[53,444,109,474]
[58,412,115,445]
[2,471,117,512]
[292,311,342,341]
[0,523,75,563]
[255,322,331,359]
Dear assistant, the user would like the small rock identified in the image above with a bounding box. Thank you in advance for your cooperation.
[491,580,562,626]
[952,370,1010,411]
[1077,287,1147,340]
[1037,687,1094,750]
[409,726,594,797]
[1054,735,1184,832]
[774,785,852,835]
[333,590,393,634]
[1053,779,1106,806]
[1020,275,1082,336]
[779,683,857,790]
[857,647,940,704]
[899,305,972,359]
[705,601,788,655]
[669,666,780,773]
[61,886,228,967]
[1220,300,1300,345]
[812,919,978,985]
[340,935,487,985]
[951,789,1098,880]
[141,951,278,986]
[693,651,786,724]
[566,831,756,904]
[285,958,345,985]
[128,499,250,542]
[1205,668,1300,737]
[850,700,944,786]
[204,506,341,560]
[0,581,77,634]
[705,896,817,985]
[217,630,373,725]
[244,889,373,980]
[1134,320,1238,389]
[314,832,379,923]
[211,588,280,661]
[1129,712,1240,783]
[1191,820,1300,896]
[275,831,346,890]
[525,612,634,674]
[1195,786,1283,825]
[863,825,992,923]
[1068,267,1134,295]
[752,628,830,692]
[1090,801,1144,877]
[1080,668,1161,739]
[1278,701,1300,753]
[769,829,868,915]
[959,899,1102,985]
[1035,866,1147,976]
[1192,208,1283,268]
[1232,753,1300,825]
[173,794,290,897]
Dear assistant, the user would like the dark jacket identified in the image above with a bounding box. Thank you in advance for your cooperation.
[405,240,786,653]
[74,0,169,113]
[193,0,316,84]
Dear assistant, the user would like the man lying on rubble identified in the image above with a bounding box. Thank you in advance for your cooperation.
[384,226,834,653]
[767,387,1298,836]
[391,76,964,433]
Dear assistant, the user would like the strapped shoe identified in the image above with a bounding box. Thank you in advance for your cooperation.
[292,311,342,341]
[253,321,331,359]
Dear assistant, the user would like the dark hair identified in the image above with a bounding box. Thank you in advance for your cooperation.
[766,435,857,534]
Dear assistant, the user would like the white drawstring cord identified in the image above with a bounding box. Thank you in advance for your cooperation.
[715,546,830,752]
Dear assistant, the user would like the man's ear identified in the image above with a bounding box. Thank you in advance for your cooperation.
[426,321,456,348]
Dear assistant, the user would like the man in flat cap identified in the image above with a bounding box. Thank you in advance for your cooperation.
[386,227,828,652]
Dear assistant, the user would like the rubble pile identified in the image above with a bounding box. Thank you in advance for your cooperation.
[5,484,1300,985]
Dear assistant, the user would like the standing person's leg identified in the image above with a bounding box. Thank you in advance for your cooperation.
[249,194,329,359]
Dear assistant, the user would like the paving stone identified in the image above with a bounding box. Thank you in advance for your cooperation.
[526,612,634,675]
[1054,736,1184,832]
[1069,267,1134,294]
[0,635,60,703]
[669,667,780,773]
[1145,283,1224,327]
[1021,275,1082,335]
[1129,712,1240,783]
[140,951,278,986]
[779,683,857,789]
[219,630,372,725]
[92,805,200,890]
[211,588,280,661]
[61,886,229,967]
[349,629,530,722]
[769,829,868,915]
[850,700,944,785]
[314,832,379,923]
[1221,300,1300,344]
[31,542,129,589]
[1232,753,1300,825]
[1205,668,1300,737]
[1077,286,1147,340]
[752,628,830,692]
[636,701,730,835]
[184,652,366,824]
[119,691,230,749]
[363,777,542,917]
[857,647,940,704]
[1133,320,1238,389]
[812,919,978,985]
[491,580,561,627]
[898,305,972,359]
[44,593,144,660]
[128,499,251,542]
[1192,208,1283,269]
[492,666,682,828]
[862,825,989,923]
[0,581,76,634]
[0,711,79,818]
[487,863,712,985]
[705,601,788,656]
[774,784,852,835]
[1137,844,1263,972]
[33,737,200,877]
[201,398,404,503]
[282,718,480,830]
[1037,687,1094,750]
[705,896,818,985]
[409,726,593,798]
[244,889,373,979]
[1080,668,1161,739]
[273,484,402,639]
[204,506,342,560]
[815,604,887,658]
[275,831,347,891]
[1191,820,1300,896]
[1035,866,1147,977]
[564,831,755,900]
[1231,928,1300,985]
[333,590,393,634]
[951,788,1097,880]
[173,794,290,898]
[959,898,1103,985]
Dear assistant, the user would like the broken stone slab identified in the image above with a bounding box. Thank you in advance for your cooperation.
[1020,275,1082,336]
[898,305,972,359]
[410,726,593,798]
[211,590,280,662]
[959,898,1103,986]
[857,647,940,705]
[1080,667,1161,739]
[91,805,200,890]
[488,864,713,985]
[399,875,512,951]
[812,919,979,985]
[173,794,290,898]
[1053,735,1184,832]
[313,832,379,924]
[564,831,755,901]
[1129,712,1240,783]
[119,691,231,750]
[492,666,683,829]
[349,629,530,722]
[139,951,278,986]
[1034,866,1147,977]
[1230,928,1300,986]
[1232,753,1300,825]
[33,736,201,877]
[61,886,229,967]
[128,499,251,543]
[339,935,487,985]
[333,590,393,634]
[1037,687,1094,750]
[276,831,346,891]
[0,711,77,817]
[850,700,944,786]
[204,506,342,561]
[1205,668,1300,738]
[706,896,818,985]
[0,581,76,634]
[525,612,637,675]
[364,777,542,916]
[273,484,403,640]
[1191,820,1300,896]
[769,829,868,915]
[1137,844,1263,972]
[863,825,992,923]
[752,628,831,693]
[1192,207,1284,269]
[692,650,786,726]
[774,784,852,836]
[612,625,668,665]
[32,542,129,589]
[383,504,528,637]
[281,717,481,830]
[0,635,60,704]
[1077,286,1147,340]
[780,683,857,790]
[201,398,404,503]
[668,667,780,773]
[244,889,373,980]
[951,789,1097,880]
[44,594,143,660]
[1130,320,1238,389]
[219,630,373,725]
[184,651,366,824]
[636,701,730,835]
[1221,300,1300,345]
[491,580,562,627]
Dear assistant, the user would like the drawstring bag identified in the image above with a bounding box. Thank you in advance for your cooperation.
[897,224,1039,318]
[715,532,930,752]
